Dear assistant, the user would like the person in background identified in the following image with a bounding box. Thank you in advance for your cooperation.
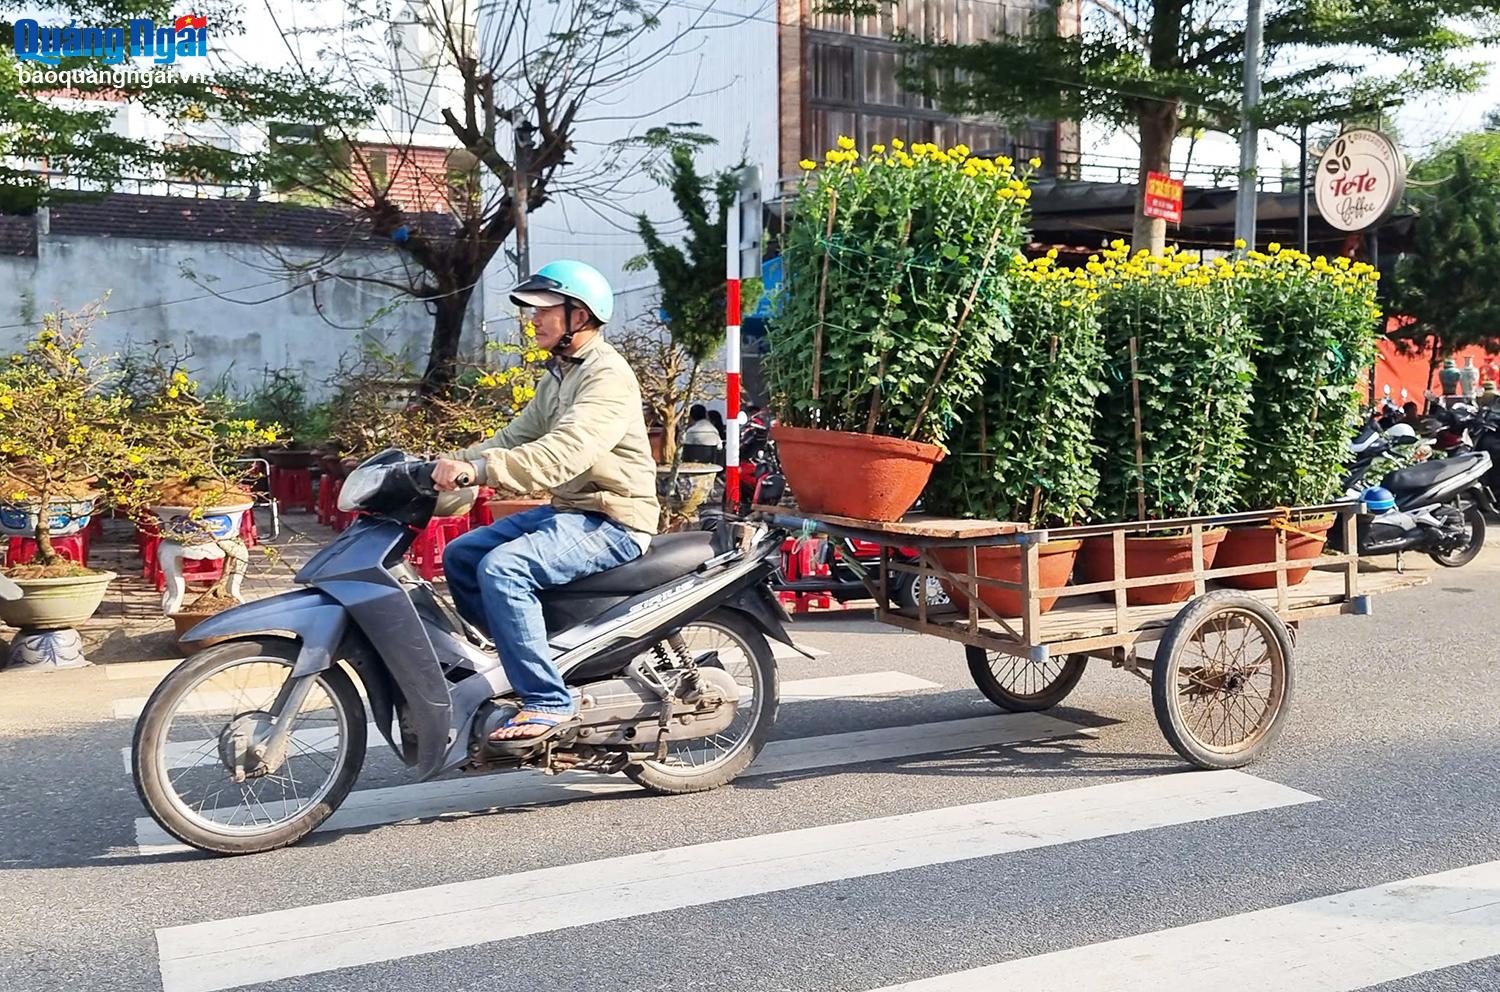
[708,409,726,439]
[682,403,722,448]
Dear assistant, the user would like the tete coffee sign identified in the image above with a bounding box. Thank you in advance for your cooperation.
[1315,128,1405,232]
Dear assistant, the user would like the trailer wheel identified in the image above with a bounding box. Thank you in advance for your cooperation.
[965,647,1086,712]
[1152,591,1294,769]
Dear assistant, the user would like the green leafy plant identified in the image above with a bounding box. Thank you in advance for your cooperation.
[926,253,1104,527]
[1236,245,1382,509]
[1091,242,1255,521]
[766,138,1034,447]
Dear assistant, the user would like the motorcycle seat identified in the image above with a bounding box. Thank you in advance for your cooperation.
[546,531,716,595]
[1383,454,1483,498]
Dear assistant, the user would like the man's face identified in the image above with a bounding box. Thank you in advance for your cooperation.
[529,303,588,352]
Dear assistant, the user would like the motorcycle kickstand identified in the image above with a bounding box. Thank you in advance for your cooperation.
[1396,549,1405,574]
[624,656,678,762]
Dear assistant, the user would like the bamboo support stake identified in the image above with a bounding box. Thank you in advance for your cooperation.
[1128,337,1147,521]
[811,188,839,404]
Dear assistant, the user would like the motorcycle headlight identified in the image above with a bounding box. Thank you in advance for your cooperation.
[337,465,385,512]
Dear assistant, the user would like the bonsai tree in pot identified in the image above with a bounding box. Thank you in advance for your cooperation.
[764,138,1035,521]
[1218,246,1382,588]
[1084,243,1256,605]
[0,313,144,667]
[925,253,1104,616]
[124,358,281,625]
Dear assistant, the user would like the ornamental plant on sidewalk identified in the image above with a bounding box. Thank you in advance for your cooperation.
[765,137,1036,520]
[923,252,1105,615]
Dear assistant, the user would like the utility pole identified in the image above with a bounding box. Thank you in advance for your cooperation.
[1298,120,1309,253]
[513,117,535,279]
[1234,0,1264,250]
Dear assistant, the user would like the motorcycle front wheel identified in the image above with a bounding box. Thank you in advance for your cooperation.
[1430,501,1486,567]
[132,638,367,855]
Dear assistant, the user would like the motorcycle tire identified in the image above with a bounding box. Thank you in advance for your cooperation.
[625,608,778,794]
[1430,502,1486,567]
[133,637,367,856]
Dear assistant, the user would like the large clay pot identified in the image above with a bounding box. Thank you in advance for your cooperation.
[265,448,316,470]
[934,540,1082,618]
[150,503,254,542]
[771,424,945,522]
[1077,530,1228,606]
[487,497,550,519]
[1214,515,1334,590]
[0,571,116,628]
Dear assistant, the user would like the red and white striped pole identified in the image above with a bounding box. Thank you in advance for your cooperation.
[724,183,743,512]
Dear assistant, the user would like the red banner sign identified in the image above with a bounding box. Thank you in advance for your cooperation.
[1143,171,1184,223]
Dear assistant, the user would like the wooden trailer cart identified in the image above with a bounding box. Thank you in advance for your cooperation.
[758,503,1427,769]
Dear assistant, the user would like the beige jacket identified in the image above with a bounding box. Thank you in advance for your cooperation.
[454,335,660,536]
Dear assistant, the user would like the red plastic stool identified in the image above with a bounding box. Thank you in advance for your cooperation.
[136,515,163,582]
[270,466,315,512]
[5,533,89,567]
[776,537,834,613]
[318,476,342,526]
[469,488,496,529]
[406,515,471,581]
[240,507,259,548]
[153,554,226,593]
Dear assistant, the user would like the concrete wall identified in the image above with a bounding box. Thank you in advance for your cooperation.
[0,230,475,397]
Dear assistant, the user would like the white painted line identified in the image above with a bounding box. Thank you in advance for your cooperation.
[780,670,938,699]
[115,668,935,725]
[153,771,1315,992]
[133,712,1085,854]
[871,858,1500,991]
[103,659,184,681]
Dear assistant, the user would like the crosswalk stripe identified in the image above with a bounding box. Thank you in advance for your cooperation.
[107,641,826,683]
[868,858,1500,991]
[132,711,1085,854]
[111,668,919,721]
[118,670,942,768]
[152,771,1316,992]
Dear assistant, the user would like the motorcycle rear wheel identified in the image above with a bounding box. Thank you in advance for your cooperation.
[624,608,778,794]
[132,638,366,856]
[1430,502,1486,567]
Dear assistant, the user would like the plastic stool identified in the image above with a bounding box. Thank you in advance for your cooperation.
[269,466,314,513]
[406,515,471,581]
[5,533,89,567]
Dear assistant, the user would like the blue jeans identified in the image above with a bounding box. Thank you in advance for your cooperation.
[443,506,643,713]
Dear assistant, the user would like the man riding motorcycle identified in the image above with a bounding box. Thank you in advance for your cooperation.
[431,260,660,752]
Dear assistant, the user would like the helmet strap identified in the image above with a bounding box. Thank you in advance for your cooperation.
[557,299,579,353]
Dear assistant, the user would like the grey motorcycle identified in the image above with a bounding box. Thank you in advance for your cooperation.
[132,450,795,855]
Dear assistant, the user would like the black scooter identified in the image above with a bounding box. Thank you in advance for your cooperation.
[132,450,798,855]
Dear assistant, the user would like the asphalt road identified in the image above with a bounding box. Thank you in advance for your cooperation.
[2,545,1499,992]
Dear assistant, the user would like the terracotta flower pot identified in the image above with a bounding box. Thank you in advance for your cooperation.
[1077,530,1228,606]
[934,540,1082,618]
[487,497,549,519]
[1214,515,1335,590]
[771,424,945,522]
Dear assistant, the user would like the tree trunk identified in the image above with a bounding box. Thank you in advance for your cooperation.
[421,281,478,399]
[33,511,54,566]
[1133,100,1178,254]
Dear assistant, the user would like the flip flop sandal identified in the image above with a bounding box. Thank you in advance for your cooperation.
[486,711,581,755]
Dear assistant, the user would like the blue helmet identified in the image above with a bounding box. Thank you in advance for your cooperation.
[1361,486,1396,513]
[510,259,615,325]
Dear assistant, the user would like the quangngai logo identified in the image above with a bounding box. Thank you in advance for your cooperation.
[13,14,209,66]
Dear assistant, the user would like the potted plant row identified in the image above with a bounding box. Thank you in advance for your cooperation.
[765,138,1036,521]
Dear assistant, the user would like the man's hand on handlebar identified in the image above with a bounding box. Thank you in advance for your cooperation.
[431,457,475,492]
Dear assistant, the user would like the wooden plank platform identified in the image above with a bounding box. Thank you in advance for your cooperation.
[752,505,1030,541]
[884,566,1429,649]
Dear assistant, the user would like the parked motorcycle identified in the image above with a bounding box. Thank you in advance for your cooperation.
[132,450,797,855]
[1335,421,1491,567]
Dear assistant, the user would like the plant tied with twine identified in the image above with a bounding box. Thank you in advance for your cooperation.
[766,137,1035,447]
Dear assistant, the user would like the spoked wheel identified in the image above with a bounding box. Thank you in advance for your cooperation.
[1430,501,1486,567]
[965,646,1086,712]
[1151,592,1294,769]
[624,608,778,794]
[132,638,366,855]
